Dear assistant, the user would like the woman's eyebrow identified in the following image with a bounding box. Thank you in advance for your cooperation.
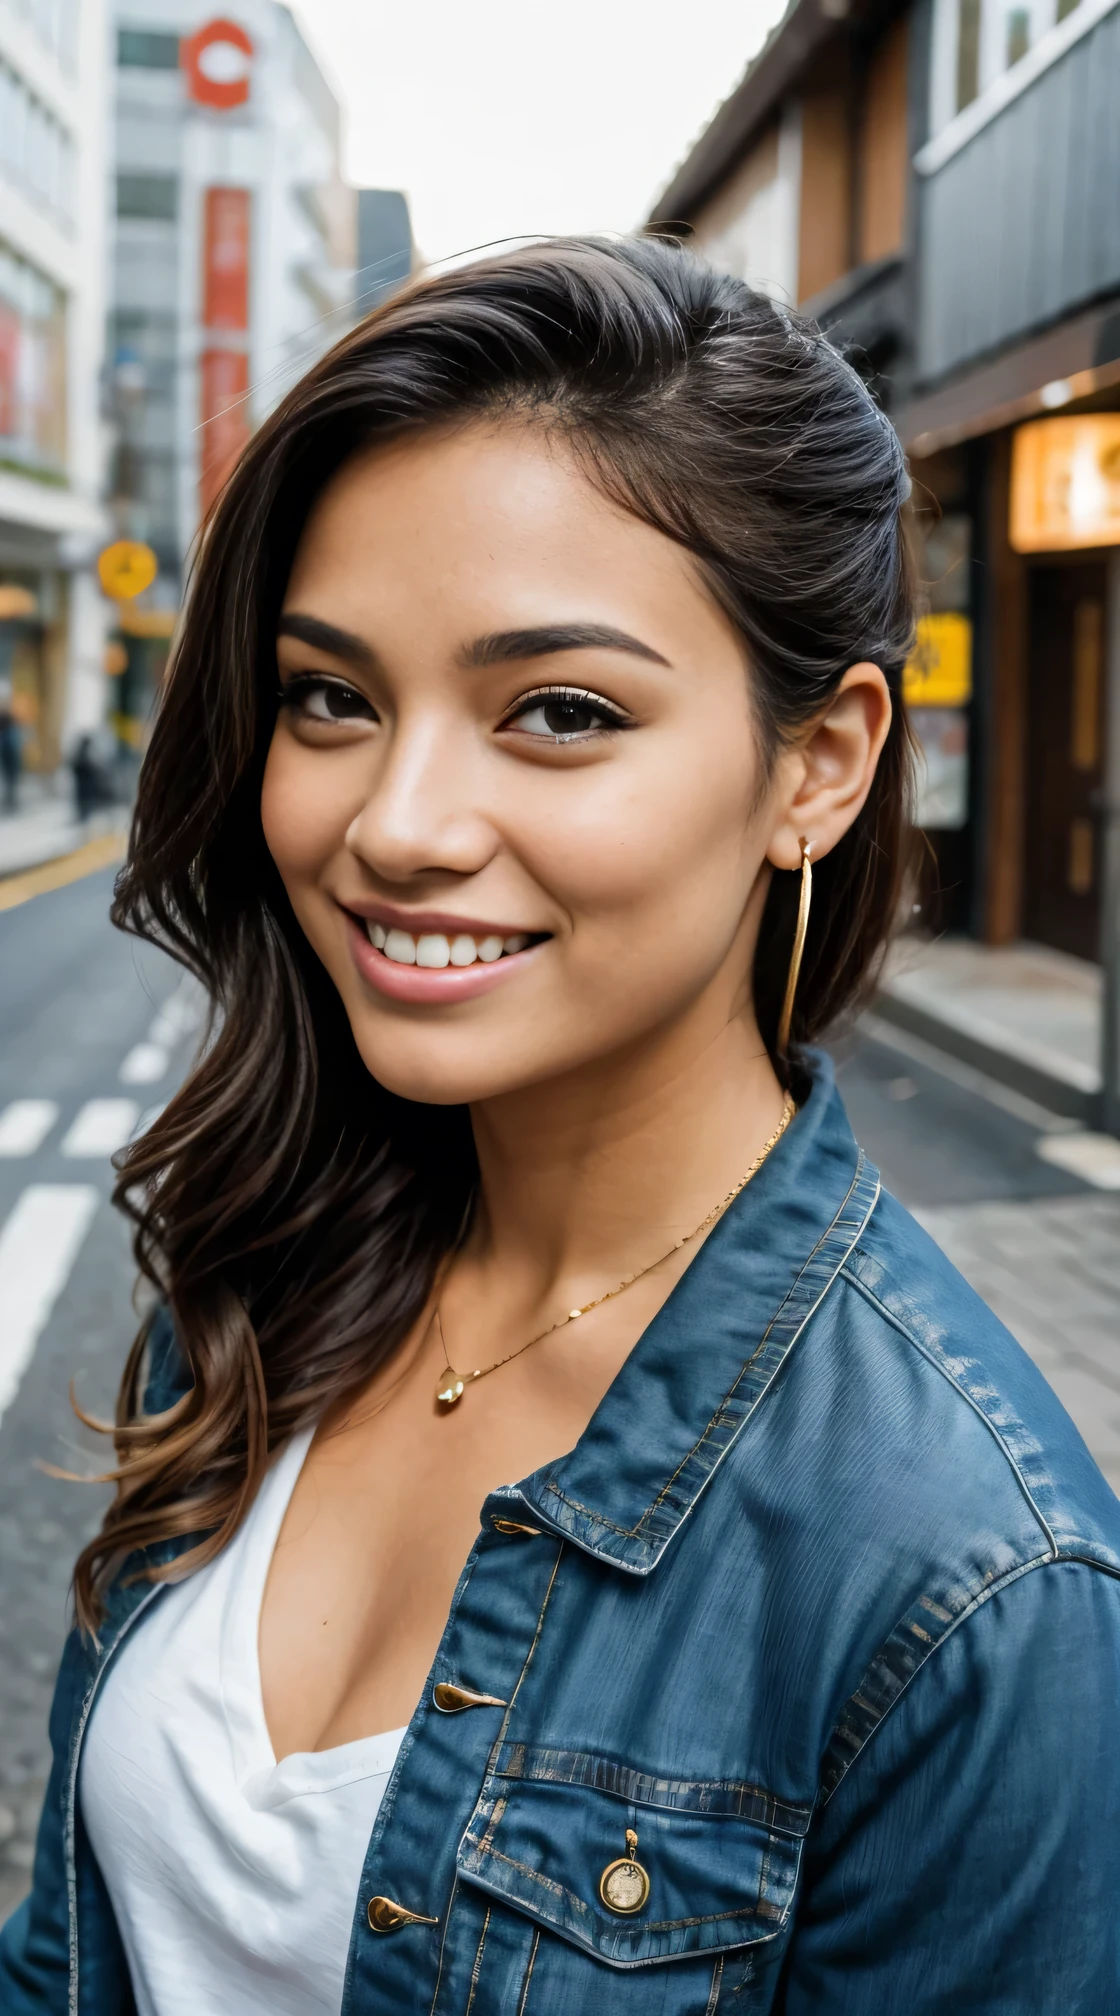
[461,624,670,670]
[277,612,376,670]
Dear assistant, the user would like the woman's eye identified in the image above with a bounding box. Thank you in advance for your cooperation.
[507,691,628,742]
[281,677,375,724]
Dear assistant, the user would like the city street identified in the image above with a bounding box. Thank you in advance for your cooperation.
[1,867,1119,1921]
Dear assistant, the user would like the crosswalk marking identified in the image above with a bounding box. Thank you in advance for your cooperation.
[119,1042,169,1086]
[0,1100,59,1157]
[0,1184,99,1421]
[60,1099,141,1158]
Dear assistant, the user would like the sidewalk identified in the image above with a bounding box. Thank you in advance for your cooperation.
[878,936,1101,1123]
[0,777,129,882]
[918,1193,1120,1495]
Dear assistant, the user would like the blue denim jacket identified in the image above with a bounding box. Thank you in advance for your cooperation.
[4,1054,1120,2014]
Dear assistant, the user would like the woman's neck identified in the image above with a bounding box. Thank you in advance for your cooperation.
[465,999,787,1308]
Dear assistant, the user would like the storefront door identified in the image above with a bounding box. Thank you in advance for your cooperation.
[1024,559,1108,962]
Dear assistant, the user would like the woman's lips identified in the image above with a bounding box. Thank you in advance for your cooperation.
[344,912,545,1004]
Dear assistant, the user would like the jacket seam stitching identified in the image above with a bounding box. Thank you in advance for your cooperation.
[541,1155,880,1544]
[838,1262,1060,1557]
[819,1551,1091,1806]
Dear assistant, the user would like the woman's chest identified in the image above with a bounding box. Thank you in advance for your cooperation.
[331,1497,817,2016]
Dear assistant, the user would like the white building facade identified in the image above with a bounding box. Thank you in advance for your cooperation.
[107,2,352,732]
[0,0,110,773]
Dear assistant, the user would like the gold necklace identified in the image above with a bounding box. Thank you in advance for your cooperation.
[434,1094,796,1408]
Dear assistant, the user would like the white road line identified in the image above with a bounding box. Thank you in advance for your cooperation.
[0,1099,59,1157]
[0,1184,99,1421]
[119,1042,169,1086]
[60,1099,141,1158]
[1037,1132,1120,1190]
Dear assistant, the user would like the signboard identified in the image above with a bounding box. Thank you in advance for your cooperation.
[1010,416,1120,552]
[902,611,972,708]
[97,541,158,600]
[181,18,253,110]
[203,187,251,331]
[199,348,250,513]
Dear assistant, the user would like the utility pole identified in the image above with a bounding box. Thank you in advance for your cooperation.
[1100,549,1120,1138]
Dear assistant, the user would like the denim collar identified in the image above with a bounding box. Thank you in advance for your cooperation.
[488,1052,880,1575]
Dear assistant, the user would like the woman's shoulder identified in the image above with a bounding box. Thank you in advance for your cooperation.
[831,1185,1120,1570]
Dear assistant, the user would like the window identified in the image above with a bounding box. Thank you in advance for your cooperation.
[937,0,1085,130]
[10,0,79,72]
[117,29,181,69]
[0,60,75,223]
[116,173,178,221]
[0,238,67,475]
[956,0,982,107]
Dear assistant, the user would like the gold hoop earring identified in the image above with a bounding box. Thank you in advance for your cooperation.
[777,838,812,1056]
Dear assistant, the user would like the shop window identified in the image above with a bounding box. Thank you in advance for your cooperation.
[116,173,179,222]
[117,29,181,69]
[0,238,67,478]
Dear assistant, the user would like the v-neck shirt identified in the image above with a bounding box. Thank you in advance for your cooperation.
[80,1428,407,2016]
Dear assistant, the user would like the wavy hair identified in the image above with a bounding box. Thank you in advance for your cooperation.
[74,234,915,1627]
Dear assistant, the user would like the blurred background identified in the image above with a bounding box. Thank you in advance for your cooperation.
[2,0,1120,1915]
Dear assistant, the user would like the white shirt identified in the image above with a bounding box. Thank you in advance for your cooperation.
[80,1428,407,2016]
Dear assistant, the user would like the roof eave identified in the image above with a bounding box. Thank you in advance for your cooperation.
[647,0,838,226]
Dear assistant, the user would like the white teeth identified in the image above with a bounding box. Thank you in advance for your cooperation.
[383,928,417,966]
[369,923,536,968]
[416,933,450,969]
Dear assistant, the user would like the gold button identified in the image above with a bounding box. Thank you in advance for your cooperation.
[367,1896,438,1933]
[599,1829,651,1915]
[491,1518,542,1537]
[432,1682,507,1712]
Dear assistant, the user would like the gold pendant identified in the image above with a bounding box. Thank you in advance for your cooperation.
[436,1376,465,1407]
[599,1829,650,1915]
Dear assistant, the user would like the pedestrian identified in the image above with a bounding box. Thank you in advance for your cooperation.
[70,733,114,824]
[4,238,1118,2014]
[0,673,21,814]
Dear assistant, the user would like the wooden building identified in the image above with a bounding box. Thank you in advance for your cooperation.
[649,0,1120,1121]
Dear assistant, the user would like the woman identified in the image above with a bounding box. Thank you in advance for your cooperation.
[4,238,1118,2015]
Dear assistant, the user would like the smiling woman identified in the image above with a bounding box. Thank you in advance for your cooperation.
[5,238,1120,2016]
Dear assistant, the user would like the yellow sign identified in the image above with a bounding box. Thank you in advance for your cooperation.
[903,612,972,708]
[97,540,158,600]
[1010,415,1120,553]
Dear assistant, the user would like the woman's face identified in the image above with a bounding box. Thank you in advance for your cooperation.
[262,422,796,1106]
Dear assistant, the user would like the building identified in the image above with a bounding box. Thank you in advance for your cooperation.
[107,3,358,734]
[355,187,412,318]
[0,0,110,780]
[650,0,1120,1128]
[896,0,1120,1127]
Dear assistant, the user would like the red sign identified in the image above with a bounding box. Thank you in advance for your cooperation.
[203,187,251,331]
[181,18,253,110]
[199,349,250,514]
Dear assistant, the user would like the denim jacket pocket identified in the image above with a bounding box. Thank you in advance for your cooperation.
[455,1744,808,1970]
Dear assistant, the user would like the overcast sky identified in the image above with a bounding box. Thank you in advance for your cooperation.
[289,0,788,267]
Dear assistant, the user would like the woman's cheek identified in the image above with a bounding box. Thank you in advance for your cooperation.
[261,734,345,883]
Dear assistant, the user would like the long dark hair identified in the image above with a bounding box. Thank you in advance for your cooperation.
[74,235,915,1627]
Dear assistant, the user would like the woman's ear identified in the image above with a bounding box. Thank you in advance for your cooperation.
[766,662,893,872]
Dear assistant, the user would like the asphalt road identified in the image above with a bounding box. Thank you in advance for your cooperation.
[0,866,1099,1921]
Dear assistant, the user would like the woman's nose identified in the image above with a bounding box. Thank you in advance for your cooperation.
[344,712,497,884]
